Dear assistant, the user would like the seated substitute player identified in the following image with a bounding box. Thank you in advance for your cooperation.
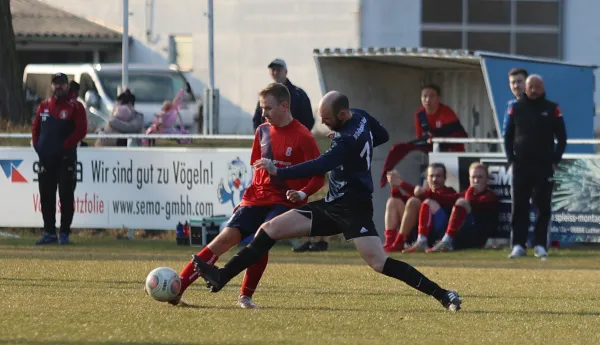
[384,163,458,252]
[427,163,498,252]
[193,91,463,312]
[169,83,325,308]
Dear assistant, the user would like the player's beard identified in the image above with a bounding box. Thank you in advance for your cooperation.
[53,88,67,98]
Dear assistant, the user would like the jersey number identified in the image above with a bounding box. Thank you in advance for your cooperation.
[360,141,371,169]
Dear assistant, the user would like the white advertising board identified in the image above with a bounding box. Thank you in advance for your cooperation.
[0,147,252,230]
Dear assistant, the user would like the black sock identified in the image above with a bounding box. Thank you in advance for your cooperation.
[382,258,447,300]
[220,229,276,283]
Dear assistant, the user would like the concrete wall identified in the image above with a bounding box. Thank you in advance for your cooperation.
[360,0,420,48]
[562,0,600,115]
[38,0,362,134]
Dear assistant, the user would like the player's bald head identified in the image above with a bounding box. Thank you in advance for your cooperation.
[525,74,545,99]
[318,91,351,131]
[319,91,349,115]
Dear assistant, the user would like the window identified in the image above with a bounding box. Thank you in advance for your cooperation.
[97,71,196,104]
[516,1,560,26]
[422,0,462,24]
[79,73,98,99]
[421,30,463,49]
[420,0,562,58]
[168,35,194,71]
[516,33,559,58]
[467,32,510,53]
[468,0,511,25]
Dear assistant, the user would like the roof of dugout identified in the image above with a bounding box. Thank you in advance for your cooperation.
[312,47,597,70]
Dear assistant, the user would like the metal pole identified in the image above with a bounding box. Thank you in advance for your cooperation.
[208,0,214,90]
[122,0,129,91]
[207,0,215,134]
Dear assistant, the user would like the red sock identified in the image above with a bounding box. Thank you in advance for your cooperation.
[447,205,468,238]
[391,232,406,249]
[384,229,397,247]
[418,203,432,237]
[240,253,269,298]
[179,247,219,294]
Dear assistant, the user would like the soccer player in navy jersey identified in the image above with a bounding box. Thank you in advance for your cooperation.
[193,91,462,311]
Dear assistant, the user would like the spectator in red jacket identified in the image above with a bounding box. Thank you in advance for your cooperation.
[32,73,87,245]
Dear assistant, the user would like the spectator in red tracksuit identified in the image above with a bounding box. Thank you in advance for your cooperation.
[32,73,87,245]
[384,163,457,252]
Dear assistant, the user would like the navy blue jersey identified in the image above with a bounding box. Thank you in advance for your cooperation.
[277,108,389,202]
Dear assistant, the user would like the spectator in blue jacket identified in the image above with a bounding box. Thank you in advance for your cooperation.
[502,68,528,135]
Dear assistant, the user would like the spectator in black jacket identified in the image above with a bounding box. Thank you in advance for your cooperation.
[252,59,314,131]
[504,74,567,259]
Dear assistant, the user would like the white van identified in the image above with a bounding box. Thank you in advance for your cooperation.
[23,63,202,132]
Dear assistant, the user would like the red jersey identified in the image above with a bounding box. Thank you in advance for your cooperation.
[414,104,466,152]
[420,186,460,208]
[464,186,498,213]
[241,119,324,207]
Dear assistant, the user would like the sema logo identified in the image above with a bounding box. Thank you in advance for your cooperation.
[216,157,250,208]
[0,159,27,183]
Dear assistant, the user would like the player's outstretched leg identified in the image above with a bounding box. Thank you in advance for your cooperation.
[194,209,312,293]
[354,236,462,311]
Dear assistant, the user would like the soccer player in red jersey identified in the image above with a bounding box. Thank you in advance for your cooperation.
[427,163,498,252]
[384,163,458,252]
[169,83,324,308]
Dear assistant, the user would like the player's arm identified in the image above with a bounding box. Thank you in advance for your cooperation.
[276,137,349,180]
[31,103,42,149]
[466,187,498,211]
[552,106,567,165]
[297,135,325,196]
[421,189,460,207]
[365,113,389,147]
[433,110,468,138]
[392,181,416,197]
[501,101,513,136]
[297,91,315,131]
[252,101,263,131]
[249,130,262,165]
[414,113,423,138]
[64,103,88,148]
[503,104,516,164]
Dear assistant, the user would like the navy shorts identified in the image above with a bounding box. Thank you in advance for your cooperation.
[428,208,475,247]
[225,204,291,239]
[295,197,379,241]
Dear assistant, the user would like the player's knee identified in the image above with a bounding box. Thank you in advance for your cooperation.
[367,256,387,273]
[406,197,421,210]
[455,198,471,211]
[258,220,279,239]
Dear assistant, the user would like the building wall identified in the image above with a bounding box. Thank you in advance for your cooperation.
[37,0,362,134]
[562,0,600,114]
[360,0,421,47]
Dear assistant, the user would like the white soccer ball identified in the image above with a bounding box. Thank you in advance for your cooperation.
[145,267,181,302]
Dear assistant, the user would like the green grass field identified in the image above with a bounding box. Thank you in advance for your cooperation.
[1,237,599,345]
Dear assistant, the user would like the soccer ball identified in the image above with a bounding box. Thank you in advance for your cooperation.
[145,267,181,302]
